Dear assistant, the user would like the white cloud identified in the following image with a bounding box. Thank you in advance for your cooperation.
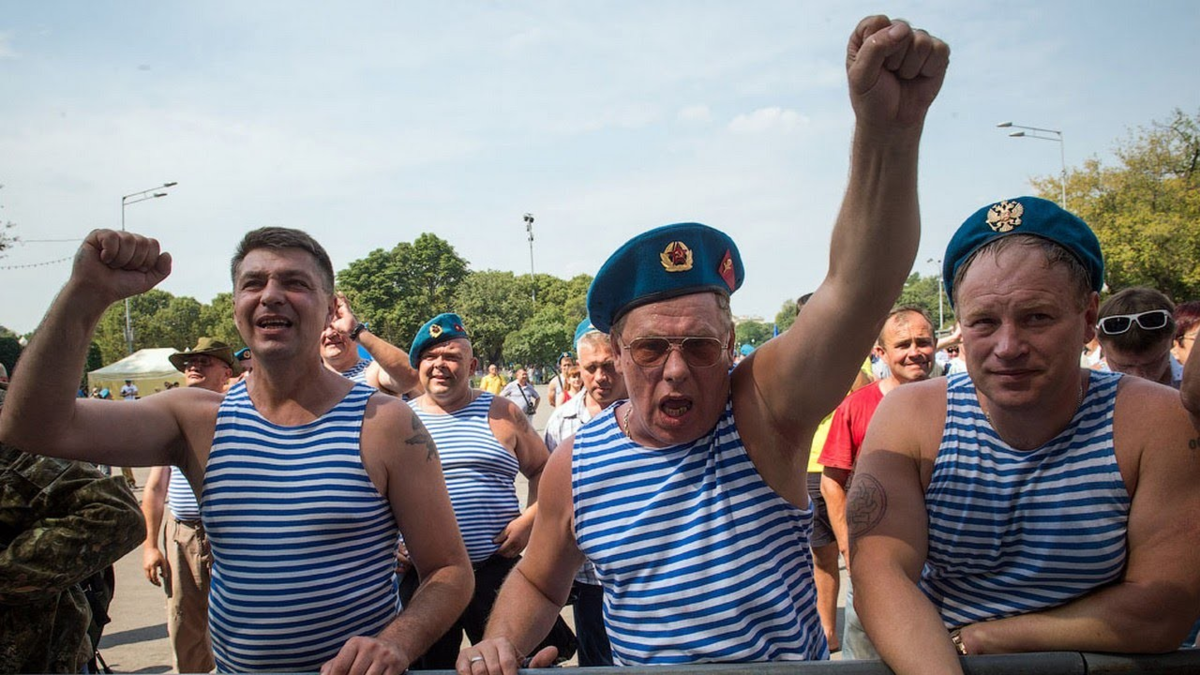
[677,105,712,124]
[728,107,810,134]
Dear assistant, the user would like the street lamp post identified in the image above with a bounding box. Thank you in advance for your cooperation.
[524,213,536,305]
[120,181,178,354]
[927,257,945,330]
[996,121,1067,210]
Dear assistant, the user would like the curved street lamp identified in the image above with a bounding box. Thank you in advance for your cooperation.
[120,181,178,354]
[997,122,1067,210]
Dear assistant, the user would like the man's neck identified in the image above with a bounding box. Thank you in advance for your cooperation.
[877,376,900,396]
[248,356,350,425]
[420,387,475,415]
[325,352,360,373]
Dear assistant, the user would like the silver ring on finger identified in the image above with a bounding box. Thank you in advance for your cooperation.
[469,656,484,663]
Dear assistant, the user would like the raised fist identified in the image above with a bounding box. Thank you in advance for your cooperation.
[846,16,950,131]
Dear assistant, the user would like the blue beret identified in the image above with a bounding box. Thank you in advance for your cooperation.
[409,313,470,368]
[587,222,744,333]
[574,316,599,349]
[942,197,1104,308]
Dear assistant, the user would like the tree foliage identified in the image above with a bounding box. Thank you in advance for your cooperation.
[452,270,535,366]
[337,233,470,349]
[91,290,245,365]
[896,272,952,329]
[774,300,799,333]
[1033,108,1200,300]
[735,319,773,349]
[197,292,242,346]
[503,305,574,368]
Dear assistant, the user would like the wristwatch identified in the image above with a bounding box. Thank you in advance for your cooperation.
[949,628,968,655]
[349,322,370,341]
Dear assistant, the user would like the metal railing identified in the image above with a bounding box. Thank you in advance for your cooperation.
[419,650,1200,675]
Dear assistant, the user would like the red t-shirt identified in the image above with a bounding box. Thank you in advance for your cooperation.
[818,381,885,471]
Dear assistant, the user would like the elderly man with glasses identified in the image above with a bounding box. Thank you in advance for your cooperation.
[1096,287,1182,388]
[848,197,1200,675]
[456,14,950,671]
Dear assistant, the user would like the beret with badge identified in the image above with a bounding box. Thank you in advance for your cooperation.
[942,196,1104,308]
[409,313,470,368]
[587,222,744,334]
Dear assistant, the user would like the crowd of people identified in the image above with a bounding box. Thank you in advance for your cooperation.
[2,13,1199,675]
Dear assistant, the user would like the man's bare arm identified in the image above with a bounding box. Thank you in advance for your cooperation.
[329,294,419,395]
[742,17,950,444]
[459,439,586,675]
[490,396,550,557]
[141,466,170,587]
[850,386,963,675]
[0,230,190,469]
[821,468,851,570]
[960,382,1200,654]
[1182,337,1200,430]
[325,400,474,675]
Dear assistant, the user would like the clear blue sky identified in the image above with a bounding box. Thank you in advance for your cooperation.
[3,1,1198,335]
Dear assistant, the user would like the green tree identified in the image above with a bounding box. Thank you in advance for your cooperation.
[140,295,204,351]
[735,319,773,349]
[503,305,574,368]
[337,233,470,349]
[774,299,799,332]
[1033,108,1200,300]
[896,272,951,330]
[197,292,243,347]
[452,270,535,366]
[93,289,204,364]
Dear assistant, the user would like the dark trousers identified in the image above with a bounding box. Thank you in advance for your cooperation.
[571,582,613,666]
[402,553,575,669]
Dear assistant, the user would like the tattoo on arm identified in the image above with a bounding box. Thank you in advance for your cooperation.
[847,473,888,538]
[405,415,439,462]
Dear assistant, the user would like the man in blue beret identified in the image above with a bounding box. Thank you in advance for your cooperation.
[849,196,1200,674]
[404,313,565,669]
[541,317,628,667]
[0,226,473,674]
[459,14,950,671]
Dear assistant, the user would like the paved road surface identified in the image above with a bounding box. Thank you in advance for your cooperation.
[96,385,848,671]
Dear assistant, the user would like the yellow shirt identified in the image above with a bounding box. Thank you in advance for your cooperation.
[479,373,506,395]
[806,357,874,474]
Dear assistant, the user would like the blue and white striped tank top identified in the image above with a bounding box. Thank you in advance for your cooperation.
[202,381,400,672]
[408,392,520,563]
[340,358,371,385]
[572,399,828,665]
[921,371,1130,629]
[166,467,200,521]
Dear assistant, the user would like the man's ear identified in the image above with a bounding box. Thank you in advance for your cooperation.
[1083,291,1100,343]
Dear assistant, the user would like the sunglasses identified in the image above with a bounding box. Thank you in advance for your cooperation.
[180,356,214,370]
[1096,309,1173,336]
[620,336,728,368]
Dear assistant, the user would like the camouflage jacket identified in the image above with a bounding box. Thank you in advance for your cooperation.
[0,444,144,673]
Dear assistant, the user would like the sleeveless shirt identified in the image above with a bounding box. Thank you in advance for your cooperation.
[921,371,1130,628]
[340,358,371,385]
[202,381,399,672]
[166,467,200,521]
[408,392,521,563]
[572,399,828,665]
